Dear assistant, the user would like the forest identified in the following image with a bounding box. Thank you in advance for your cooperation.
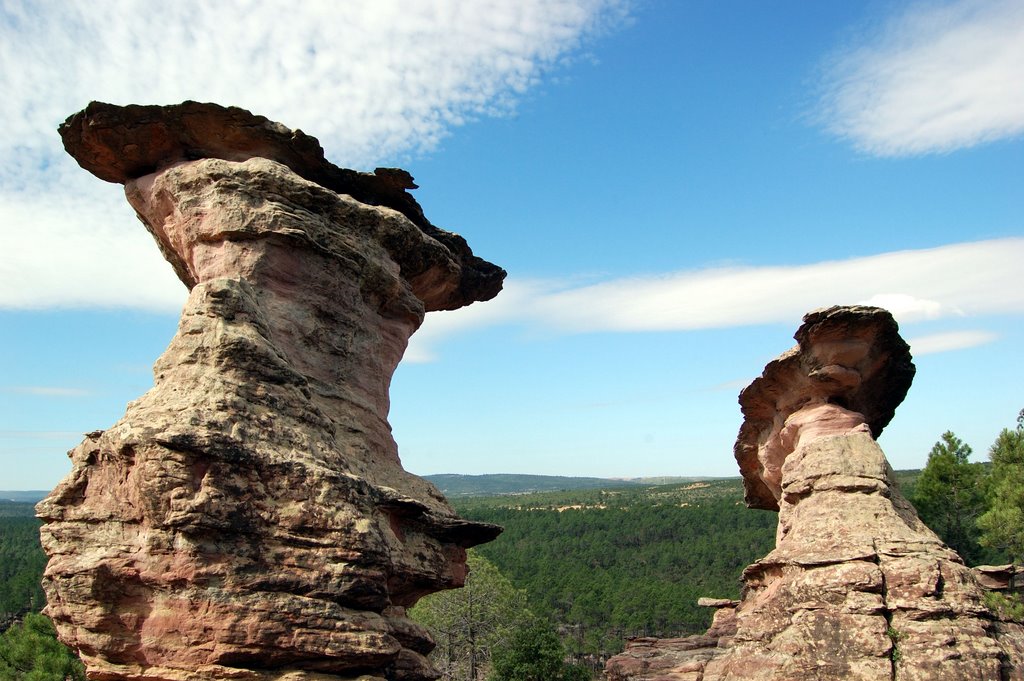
[1,416,1022,680]
[0,501,85,679]
[0,505,45,622]
[424,474,710,497]
[453,480,777,652]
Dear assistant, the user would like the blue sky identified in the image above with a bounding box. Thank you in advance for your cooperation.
[1,0,1022,489]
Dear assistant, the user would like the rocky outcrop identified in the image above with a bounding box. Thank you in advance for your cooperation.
[608,306,1024,681]
[733,306,915,511]
[975,565,1023,592]
[606,601,738,681]
[38,102,506,681]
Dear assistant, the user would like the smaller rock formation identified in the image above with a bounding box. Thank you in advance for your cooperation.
[607,306,1024,681]
[39,102,505,681]
[974,565,1023,593]
[606,601,738,681]
[733,306,915,511]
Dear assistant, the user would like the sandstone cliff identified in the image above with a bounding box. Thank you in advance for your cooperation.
[607,306,1024,681]
[37,102,505,681]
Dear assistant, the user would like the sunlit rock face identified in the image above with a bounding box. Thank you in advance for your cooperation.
[37,102,505,681]
[607,306,1024,681]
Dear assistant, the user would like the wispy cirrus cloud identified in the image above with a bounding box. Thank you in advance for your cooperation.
[0,0,630,169]
[0,0,630,311]
[815,0,1024,156]
[907,330,999,356]
[407,237,1024,360]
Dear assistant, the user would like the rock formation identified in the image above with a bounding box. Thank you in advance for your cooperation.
[607,306,1024,681]
[37,102,505,681]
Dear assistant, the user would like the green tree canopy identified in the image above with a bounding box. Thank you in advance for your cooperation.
[911,431,988,564]
[458,487,776,655]
[0,613,85,681]
[0,517,47,617]
[488,619,589,681]
[410,550,532,681]
[978,410,1024,573]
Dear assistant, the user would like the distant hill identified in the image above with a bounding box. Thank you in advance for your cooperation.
[0,501,39,518]
[450,476,750,511]
[2,469,914,503]
[626,475,729,485]
[0,491,47,504]
[890,469,922,498]
[424,474,649,497]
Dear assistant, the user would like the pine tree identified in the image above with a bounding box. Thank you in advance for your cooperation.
[0,613,85,681]
[978,410,1024,578]
[488,620,589,681]
[410,551,531,681]
[911,431,987,564]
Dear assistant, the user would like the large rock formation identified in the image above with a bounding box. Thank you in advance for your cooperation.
[608,306,1024,681]
[37,102,505,681]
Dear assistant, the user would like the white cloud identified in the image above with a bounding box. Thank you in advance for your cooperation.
[0,174,187,311]
[0,0,629,170]
[0,0,629,311]
[406,280,553,362]
[816,0,1024,156]
[409,237,1024,358]
[857,293,943,322]
[907,330,999,355]
[527,238,1024,332]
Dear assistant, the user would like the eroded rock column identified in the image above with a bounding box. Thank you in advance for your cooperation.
[714,306,1004,681]
[607,306,1024,681]
[38,102,506,681]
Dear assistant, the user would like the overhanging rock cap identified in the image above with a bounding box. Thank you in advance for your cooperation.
[733,305,915,511]
[59,100,506,310]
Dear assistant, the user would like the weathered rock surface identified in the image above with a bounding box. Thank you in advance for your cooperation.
[733,305,915,511]
[974,565,1024,592]
[606,603,738,681]
[607,306,1024,681]
[38,102,505,681]
[59,100,503,310]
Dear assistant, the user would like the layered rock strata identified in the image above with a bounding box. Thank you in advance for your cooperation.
[606,601,739,681]
[975,565,1024,592]
[607,306,1024,681]
[38,102,505,681]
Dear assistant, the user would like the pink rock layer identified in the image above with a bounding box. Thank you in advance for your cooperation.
[39,104,505,681]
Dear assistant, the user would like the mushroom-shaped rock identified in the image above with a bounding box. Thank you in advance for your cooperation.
[38,102,504,681]
[607,305,1024,681]
[734,305,915,511]
[59,100,505,310]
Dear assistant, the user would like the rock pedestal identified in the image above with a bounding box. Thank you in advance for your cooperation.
[607,306,1024,681]
[37,102,505,681]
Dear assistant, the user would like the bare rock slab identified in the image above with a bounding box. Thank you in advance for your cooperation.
[38,102,506,681]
